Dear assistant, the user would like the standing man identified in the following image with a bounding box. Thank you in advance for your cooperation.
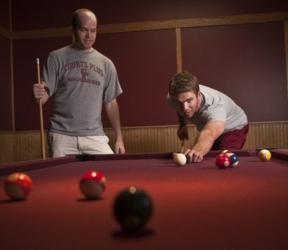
[168,71,248,163]
[33,8,125,157]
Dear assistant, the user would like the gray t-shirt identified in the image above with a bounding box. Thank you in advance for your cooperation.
[43,46,123,136]
[168,84,248,133]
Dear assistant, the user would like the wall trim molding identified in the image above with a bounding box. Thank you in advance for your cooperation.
[0,120,287,132]
[0,25,10,38]
[9,12,288,40]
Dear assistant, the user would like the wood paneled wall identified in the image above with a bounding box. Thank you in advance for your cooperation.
[0,121,287,163]
[1,11,288,130]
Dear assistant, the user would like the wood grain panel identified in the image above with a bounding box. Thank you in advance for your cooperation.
[175,28,182,73]
[105,125,198,153]
[13,131,49,162]
[244,121,288,149]
[285,21,288,101]
[0,121,287,163]
[0,25,10,38]
[0,131,14,163]
[11,12,288,40]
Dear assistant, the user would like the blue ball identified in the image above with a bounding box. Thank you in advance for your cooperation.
[228,153,239,167]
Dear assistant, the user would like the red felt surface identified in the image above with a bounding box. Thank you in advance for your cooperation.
[0,151,288,250]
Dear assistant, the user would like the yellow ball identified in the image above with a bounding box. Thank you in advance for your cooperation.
[258,149,272,161]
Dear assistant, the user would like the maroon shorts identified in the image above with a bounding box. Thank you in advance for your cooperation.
[211,124,249,150]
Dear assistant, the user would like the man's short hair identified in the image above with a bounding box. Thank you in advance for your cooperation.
[169,71,200,97]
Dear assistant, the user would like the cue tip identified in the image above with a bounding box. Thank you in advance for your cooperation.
[36,58,40,64]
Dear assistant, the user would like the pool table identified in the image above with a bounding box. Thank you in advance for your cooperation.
[1,149,288,250]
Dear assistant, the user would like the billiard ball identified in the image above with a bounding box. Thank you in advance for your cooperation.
[4,172,32,200]
[79,171,106,199]
[221,149,230,155]
[223,152,239,167]
[215,154,230,169]
[173,153,187,166]
[227,153,239,167]
[113,186,153,232]
[258,149,272,161]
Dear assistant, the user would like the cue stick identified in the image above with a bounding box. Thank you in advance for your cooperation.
[180,140,185,153]
[36,58,46,159]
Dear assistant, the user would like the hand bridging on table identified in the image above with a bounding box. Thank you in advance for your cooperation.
[184,149,204,163]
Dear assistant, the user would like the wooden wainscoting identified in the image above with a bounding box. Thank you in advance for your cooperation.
[244,121,288,149]
[106,121,288,153]
[0,130,49,163]
[0,131,14,163]
[105,125,198,153]
[0,121,287,163]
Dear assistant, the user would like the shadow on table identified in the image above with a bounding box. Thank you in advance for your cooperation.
[76,197,105,202]
[111,227,155,239]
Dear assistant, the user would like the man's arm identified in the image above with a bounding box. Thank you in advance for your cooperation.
[105,99,126,154]
[185,121,225,163]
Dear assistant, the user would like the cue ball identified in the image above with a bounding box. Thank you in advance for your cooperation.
[258,149,272,161]
[215,154,230,169]
[79,171,106,199]
[173,153,187,166]
[4,172,33,200]
[113,186,153,232]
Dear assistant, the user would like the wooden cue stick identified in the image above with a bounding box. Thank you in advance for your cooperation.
[180,140,185,153]
[36,58,46,159]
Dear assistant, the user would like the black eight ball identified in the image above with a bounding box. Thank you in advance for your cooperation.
[113,186,153,232]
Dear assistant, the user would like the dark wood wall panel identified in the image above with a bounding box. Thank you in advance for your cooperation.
[12,30,176,129]
[2,1,288,131]
[0,36,12,129]
[11,1,288,30]
[96,30,177,126]
[182,22,288,122]
[13,37,71,130]
[0,0,10,29]
[10,21,288,129]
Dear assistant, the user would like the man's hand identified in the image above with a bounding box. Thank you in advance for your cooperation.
[33,82,49,104]
[105,100,125,154]
[185,149,204,163]
[184,121,225,163]
[114,138,125,154]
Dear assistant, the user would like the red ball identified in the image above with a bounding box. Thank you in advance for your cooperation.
[79,171,106,199]
[215,154,231,169]
[4,172,33,200]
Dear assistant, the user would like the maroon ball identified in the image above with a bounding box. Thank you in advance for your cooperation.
[215,154,231,169]
[79,171,106,199]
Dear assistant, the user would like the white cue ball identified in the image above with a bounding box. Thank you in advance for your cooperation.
[173,153,187,166]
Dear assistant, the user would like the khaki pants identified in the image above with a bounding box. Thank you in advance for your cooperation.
[48,132,114,157]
